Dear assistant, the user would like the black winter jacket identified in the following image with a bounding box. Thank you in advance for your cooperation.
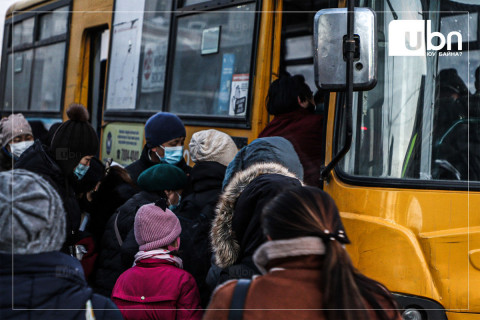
[175,161,226,307]
[0,147,13,172]
[92,190,159,297]
[15,140,82,248]
[0,252,122,320]
[125,145,192,187]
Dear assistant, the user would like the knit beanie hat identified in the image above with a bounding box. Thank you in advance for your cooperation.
[0,169,66,254]
[189,129,238,167]
[137,164,187,191]
[50,104,99,175]
[134,201,182,251]
[145,112,186,148]
[0,113,33,147]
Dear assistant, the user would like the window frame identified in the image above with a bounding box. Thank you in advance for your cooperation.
[103,0,262,129]
[0,0,72,119]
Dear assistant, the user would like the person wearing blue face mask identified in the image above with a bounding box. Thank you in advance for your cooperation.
[16,104,99,251]
[126,112,192,189]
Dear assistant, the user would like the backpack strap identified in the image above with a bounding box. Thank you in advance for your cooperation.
[114,213,123,246]
[228,279,252,320]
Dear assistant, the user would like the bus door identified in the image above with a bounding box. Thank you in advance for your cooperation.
[85,27,109,138]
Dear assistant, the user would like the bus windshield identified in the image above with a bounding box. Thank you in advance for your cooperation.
[338,0,480,183]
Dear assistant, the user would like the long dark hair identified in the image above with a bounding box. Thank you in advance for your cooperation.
[261,186,399,320]
[266,74,313,115]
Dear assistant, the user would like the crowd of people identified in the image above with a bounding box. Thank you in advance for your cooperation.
[0,74,401,319]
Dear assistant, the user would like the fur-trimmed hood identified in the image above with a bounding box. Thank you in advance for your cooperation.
[211,162,302,268]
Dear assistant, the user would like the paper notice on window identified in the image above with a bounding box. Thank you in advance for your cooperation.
[105,0,145,109]
[141,41,167,93]
[229,74,249,116]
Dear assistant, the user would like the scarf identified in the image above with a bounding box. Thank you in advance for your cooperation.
[134,249,183,269]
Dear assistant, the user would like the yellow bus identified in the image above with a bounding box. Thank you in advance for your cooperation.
[1,0,479,319]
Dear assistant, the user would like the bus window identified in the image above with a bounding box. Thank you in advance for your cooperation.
[182,0,211,7]
[336,0,480,183]
[2,5,69,112]
[12,17,34,47]
[38,6,68,40]
[105,0,172,111]
[168,3,256,117]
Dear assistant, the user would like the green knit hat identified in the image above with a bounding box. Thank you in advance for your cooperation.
[138,164,187,191]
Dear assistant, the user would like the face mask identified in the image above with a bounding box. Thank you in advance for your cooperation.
[168,192,182,211]
[74,163,90,180]
[9,140,34,159]
[167,237,181,252]
[158,146,184,165]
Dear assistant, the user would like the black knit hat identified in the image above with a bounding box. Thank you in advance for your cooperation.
[50,104,99,175]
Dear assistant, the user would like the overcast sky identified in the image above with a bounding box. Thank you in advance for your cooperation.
[0,0,16,64]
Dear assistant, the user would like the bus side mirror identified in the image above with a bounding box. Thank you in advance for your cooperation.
[314,8,377,91]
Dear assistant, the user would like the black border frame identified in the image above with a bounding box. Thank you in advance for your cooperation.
[0,0,72,119]
[102,0,262,129]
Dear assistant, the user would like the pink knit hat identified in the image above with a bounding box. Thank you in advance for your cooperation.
[134,202,182,251]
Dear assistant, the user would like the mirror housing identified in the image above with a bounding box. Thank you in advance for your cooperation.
[314,8,377,91]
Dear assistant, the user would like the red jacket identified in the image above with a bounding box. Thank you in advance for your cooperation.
[259,108,324,187]
[112,258,203,320]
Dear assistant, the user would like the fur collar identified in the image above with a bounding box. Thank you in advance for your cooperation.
[210,162,301,268]
[253,237,326,274]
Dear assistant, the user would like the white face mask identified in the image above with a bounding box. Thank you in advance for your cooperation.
[9,141,34,159]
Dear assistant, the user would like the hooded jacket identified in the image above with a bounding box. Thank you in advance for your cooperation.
[204,238,401,320]
[0,251,123,320]
[207,163,302,290]
[222,137,303,189]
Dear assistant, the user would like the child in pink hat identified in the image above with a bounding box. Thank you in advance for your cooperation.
[111,199,202,320]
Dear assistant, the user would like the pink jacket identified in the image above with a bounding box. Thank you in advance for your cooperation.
[112,258,203,320]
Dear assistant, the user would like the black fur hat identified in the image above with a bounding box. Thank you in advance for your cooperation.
[50,104,99,175]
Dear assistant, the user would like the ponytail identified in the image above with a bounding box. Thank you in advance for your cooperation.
[262,186,399,320]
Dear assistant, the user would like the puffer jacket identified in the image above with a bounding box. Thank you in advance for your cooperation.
[204,237,401,320]
[0,252,123,320]
[207,163,302,291]
[112,258,202,320]
[92,190,159,297]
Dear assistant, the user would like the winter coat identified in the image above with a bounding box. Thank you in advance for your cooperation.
[175,161,226,307]
[0,251,123,320]
[112,258,202,320]
[93,190,159,297]
[258,108,324,187]
[14,140,82,247]
[204,237,401,320]
[207,163,302,291]
[84,176,138,244]
[126,145,192,187]
[222,136,303,189]
[0,147,13,171]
